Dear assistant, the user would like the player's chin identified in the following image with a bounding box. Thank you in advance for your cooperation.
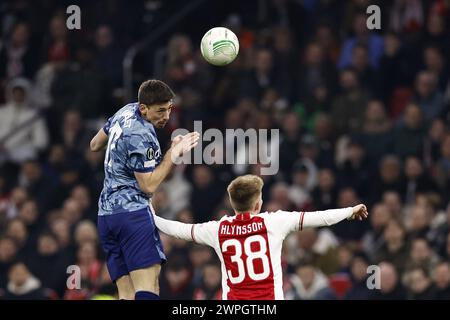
[155,121,167,128]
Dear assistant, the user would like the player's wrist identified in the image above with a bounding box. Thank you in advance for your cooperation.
[167,146,182,164]
[347,207,356,220]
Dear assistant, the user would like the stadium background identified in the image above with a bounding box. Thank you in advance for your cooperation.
[0,0,450,300]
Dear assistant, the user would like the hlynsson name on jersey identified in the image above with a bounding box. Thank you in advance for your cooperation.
[220,222,264,236]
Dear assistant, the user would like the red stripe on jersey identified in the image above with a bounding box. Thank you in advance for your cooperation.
[218,215,275,300]
[299,212,305,230]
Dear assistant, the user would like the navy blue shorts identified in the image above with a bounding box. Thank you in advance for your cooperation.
[98,206,166,282]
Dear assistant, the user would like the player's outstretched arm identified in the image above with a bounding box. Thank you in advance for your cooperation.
[301,204,368,229]
[153,213,194,241]
[135,132,199,194]
[90,128,108,152]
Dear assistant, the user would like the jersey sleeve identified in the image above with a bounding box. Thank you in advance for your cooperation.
[153,214,194,241]
[103,116,113,134]
[192,220,220,248]
[127,133,159,173]
[265,210,303,238]
[301,207,353,228]
[266,207,354,238]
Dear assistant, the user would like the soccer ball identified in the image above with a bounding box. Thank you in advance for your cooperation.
[200,27,239,66]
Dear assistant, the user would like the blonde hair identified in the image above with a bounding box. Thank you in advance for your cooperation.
[227,175,264,212]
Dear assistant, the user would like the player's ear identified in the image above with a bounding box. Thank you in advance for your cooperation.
[254,198,262,214]
[139,103,147,113]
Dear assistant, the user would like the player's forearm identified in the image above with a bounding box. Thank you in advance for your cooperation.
[153,214,193,241]
[142,149,174,193]
[301,207,353,229]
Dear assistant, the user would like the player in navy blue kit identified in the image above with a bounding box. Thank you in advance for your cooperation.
[90,80,199,300]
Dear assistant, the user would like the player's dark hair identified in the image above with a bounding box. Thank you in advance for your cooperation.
[138,79,175,106]
[227,175,264,212]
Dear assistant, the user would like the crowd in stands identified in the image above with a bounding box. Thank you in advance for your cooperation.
[1,0,450,299]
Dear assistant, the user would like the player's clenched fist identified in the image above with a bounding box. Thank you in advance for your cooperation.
[349,204,368,221]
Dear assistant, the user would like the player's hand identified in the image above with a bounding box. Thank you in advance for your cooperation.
[348,204,368,221]
[170,132,200,160]
[171,134,184,148]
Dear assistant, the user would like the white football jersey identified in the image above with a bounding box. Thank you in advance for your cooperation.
[191,210,304,300]
[153,207,353,300]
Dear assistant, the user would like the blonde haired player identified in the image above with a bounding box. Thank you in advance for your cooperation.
[154,174,368,300]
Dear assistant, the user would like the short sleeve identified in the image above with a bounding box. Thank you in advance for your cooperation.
[192,220,220,247]
[127,133,159,173]
[103,116,113,134]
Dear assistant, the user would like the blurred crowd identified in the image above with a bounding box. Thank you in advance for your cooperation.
[1,0,450,300]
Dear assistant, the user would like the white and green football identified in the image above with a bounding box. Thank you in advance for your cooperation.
[200,27,239,66]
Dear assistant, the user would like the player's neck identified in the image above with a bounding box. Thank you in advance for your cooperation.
[234,210,256,216]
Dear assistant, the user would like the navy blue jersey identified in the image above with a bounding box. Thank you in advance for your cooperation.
[98,103,162,216]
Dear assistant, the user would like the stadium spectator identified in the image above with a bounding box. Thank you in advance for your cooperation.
[0,22,38,81]
[371,155,403,203]
[190,165,224,223]
[370,261,407,299]
[359,100,393,162]
[188,244,214,286]
[287,226,340,276]
[3,262,48,299]
[74,220,99,248]
[362,203,392,260]
[0,236,18,288]
[70,185,95,222]
[331,69,369,135]
[394,104,426,159]
[26,232,71,297]
[338,13,384,70]
[378,32,412,102]
[312,168,338,211]
[193,260,222,300]
[160,253,195,300]
[406,238,441,273]
[404,265,437,299]
[94,25,124,90]
[402,157,438,205]
[435,134,450,193]
[382,191,404,217]
[0,79,49,164]
[412,70,445,122]
[375,218,409,274]
[18,160,56,212]
[433,261,450,299]
[286,261,336,300]
[343,252,372,300]
[423,45,448,91]
[2,186,28,220]
[64,241,101,300]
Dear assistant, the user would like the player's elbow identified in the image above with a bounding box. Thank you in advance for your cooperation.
[135,171,157,195]
[140,186,155,194]
[139,181,157,195]
[90,138,101,152]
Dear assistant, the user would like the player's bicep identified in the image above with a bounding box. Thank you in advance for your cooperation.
[192,221,219,247]
[90,128,109,152]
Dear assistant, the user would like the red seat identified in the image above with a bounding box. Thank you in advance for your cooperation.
[328,273,352,299]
